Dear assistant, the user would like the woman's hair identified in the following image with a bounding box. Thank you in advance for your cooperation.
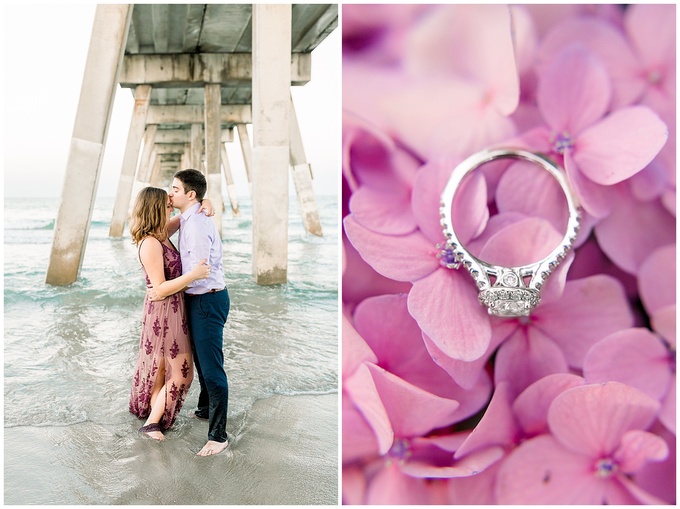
[129,187,169,245]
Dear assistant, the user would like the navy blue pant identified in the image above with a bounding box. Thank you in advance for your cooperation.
[185,288,230,443]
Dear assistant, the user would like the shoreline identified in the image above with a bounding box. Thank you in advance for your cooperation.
[4,393,338,505]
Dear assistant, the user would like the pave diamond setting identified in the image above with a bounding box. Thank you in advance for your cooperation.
[479,287,540,317]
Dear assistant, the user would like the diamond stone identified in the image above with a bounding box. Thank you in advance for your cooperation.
[479,287,540,317]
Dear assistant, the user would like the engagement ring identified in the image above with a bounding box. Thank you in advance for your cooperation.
[439,148,581,318]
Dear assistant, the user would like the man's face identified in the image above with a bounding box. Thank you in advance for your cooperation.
[169,178,190,211]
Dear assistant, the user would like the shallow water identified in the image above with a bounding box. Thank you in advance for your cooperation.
[4,194,339,504]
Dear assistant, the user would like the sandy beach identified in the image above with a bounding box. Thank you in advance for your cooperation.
[4,393,338,505]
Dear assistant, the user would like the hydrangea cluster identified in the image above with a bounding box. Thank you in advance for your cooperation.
[342,4,675,504]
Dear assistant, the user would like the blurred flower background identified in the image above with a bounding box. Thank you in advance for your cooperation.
[341,4,675,505]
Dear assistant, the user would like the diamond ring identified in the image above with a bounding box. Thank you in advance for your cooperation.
[439,148,581,318]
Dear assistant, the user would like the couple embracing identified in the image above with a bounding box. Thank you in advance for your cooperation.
[128,169,230,456]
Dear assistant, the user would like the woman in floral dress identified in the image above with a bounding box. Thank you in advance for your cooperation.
[128,187,210,440]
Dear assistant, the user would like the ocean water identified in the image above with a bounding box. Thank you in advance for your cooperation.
[4,193,339,503]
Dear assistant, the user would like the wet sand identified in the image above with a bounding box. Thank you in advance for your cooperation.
[4,393,338,505]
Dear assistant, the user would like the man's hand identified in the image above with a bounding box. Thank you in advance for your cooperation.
[146,284,164,302]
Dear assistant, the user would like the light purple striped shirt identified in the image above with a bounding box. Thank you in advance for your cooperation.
[178,203,225,295]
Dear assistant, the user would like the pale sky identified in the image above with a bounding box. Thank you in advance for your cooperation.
[3,3,340,198]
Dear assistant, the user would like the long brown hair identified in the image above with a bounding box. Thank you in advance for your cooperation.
[129,187,169,245]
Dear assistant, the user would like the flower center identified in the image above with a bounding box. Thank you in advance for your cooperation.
[550,131,574,155]
[387,438,412,464]
[647,69,662,85]
[594,458,618,478]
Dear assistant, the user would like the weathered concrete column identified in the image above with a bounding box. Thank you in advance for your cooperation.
[109,84,152,237]
[149,151,161,186]
[190,123,202,171]
[180,143,190,170]
[236,123,253,195]
[252,4,292,285]
[289,95,323,237]
[46,5,132,285]
[128,124,157,215]
[220,142,240,216]
[204,83,223,235]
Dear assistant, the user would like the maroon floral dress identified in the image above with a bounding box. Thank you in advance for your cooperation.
[129,240,193,430]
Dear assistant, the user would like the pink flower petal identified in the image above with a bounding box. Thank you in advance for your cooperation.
[617,473,673,505]
[477,216,564,267]
[624,5,676,72]
[353,294,426,371]
[447,170,490,246]
[404,5,519,115]
[583,328,672,400]
[342,395,381,463]
[365,463,434,505]
[344,364,394,455]
[454,381,519,459]
[342,110,419,189]
[343,216,439,282]
[495,160,570,234]
[412,157,488,245]
[536,16,643,108]
[494,326,569,397]
[403,445,504,478]
[349,186,417,235]
[652,305,676,347]
[380,77,516,161]
[421,328,500,390]
[535,275,634,368]
[537,45,611,134]
[342,314,378,378]
[408,268,492,362]
[446,461,500,504]
[594,191,676,275]
[513,373,585,437]
[353,294,491,422]
[614,429,669,473]
[365,363,461,438]
[638,245,676,315]
[537,251,574,305]
[659,377,676,434]
[564,151,614,218]
[495,434,607,504]
[633,428,676,503]
[341,465,367,505]
[548,382,661,457]
[574,106,668,185]
[342,234,413,305]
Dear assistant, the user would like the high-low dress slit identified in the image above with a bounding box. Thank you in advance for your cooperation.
[129,241,193,430]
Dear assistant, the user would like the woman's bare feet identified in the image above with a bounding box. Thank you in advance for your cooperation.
[139,422,165,441]
[197,440,228,456]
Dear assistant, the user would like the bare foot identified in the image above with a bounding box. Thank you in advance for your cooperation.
[197,440,228,456]
[143,430,165,441]
[139,423,165,441]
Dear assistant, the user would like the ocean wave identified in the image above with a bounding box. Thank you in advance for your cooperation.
[4,219,112,231]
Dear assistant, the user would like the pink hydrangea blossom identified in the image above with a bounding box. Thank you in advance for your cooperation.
[495,382,668,504]
[342,4,675,504]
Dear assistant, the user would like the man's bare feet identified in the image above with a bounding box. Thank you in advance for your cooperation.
[197,440,228,456]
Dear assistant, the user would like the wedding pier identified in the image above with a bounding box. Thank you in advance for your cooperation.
[46,3,337,286]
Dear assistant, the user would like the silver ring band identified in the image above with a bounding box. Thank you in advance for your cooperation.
[439,148,581,318]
